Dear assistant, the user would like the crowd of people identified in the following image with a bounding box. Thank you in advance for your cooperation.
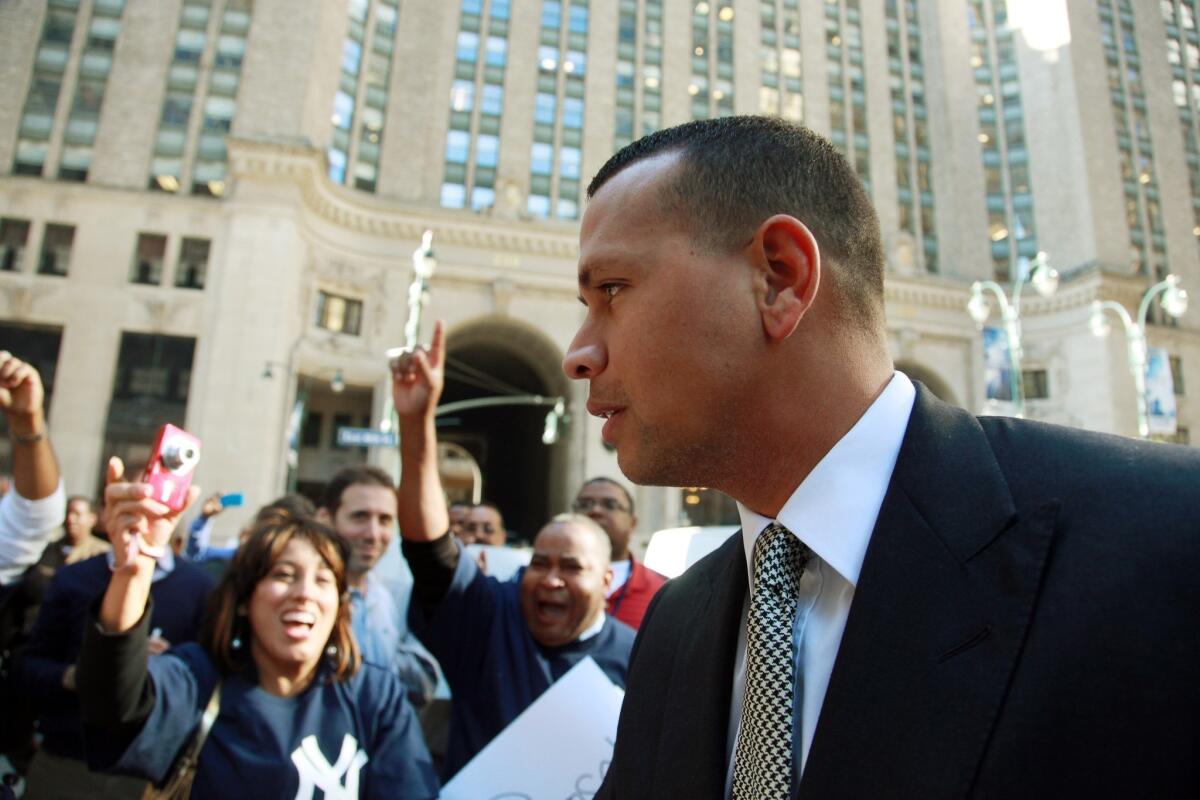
[0,328,665,798]
[2,114,1199,799]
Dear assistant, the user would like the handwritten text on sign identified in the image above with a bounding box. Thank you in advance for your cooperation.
[440,657,625,800]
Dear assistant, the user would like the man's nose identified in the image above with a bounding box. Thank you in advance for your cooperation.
[539,568,566,588]
[563,325,606,380]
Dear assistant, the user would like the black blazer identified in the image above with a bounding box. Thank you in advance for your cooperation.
[598,387,1200,798]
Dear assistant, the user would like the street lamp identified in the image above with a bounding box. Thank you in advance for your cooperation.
[403,230,438,351]
[966,251,1059,418]
[1088,274,1189,438]
[382,230,437,438]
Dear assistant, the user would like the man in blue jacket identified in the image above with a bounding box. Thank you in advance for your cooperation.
[391,323,636,780]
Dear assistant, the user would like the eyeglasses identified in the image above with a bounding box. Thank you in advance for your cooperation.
[572,497,630,513]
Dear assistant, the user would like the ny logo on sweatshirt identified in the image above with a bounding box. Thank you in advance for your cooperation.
[290,734,369,799]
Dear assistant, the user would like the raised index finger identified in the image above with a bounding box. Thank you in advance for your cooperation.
[427,320,445,369]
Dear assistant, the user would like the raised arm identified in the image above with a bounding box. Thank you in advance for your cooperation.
[0,350,58,500]
[0,351,65,584]
[392,320,450,543]
[98,457,199,634]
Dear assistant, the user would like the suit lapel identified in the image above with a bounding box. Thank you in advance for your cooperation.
[652,531,747,797]
[801,388,1059,798]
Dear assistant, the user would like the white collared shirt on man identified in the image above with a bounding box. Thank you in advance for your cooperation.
[724,371,916,797]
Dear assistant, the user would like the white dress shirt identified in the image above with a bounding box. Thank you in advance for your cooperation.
[724,372,916,796]
[0,480,66,586]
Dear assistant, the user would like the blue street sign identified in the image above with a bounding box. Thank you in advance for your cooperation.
[336,427,399,448]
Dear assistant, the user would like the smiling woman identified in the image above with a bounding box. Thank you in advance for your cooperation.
[76,500,438,800]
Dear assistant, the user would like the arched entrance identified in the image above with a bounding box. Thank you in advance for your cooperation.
[440,318,570,543]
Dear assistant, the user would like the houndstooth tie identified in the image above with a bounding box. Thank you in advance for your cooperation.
[731,522,811,800]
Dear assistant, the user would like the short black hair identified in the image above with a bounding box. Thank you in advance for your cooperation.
[321,466,394,516]
[471,500,505,522]
[588,116,885,329]
[579,477,635,516]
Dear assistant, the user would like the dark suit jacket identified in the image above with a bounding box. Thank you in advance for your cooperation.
[599,387,1200,798]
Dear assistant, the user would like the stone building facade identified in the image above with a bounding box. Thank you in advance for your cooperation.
[0,0,1196,543]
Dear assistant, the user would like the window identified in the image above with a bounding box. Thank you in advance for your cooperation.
[457,31,479,62]
[315,291,363,336]
[332,413,354,449]
[1022,369,1049,400]
[450,79,474,112]
[1169,354,1185,395]
[446,130,470,163]
[301,411,323,447]
[0,218,31,272]
[475,134,498,168]
[535,92,556,124]
[176,237,210,289]
[130,233,167,285]
[531,142,553,175]
[38,223,75,276]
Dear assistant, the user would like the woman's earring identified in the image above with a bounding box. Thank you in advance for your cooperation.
[326,643,338,657]
[232,636,243,651]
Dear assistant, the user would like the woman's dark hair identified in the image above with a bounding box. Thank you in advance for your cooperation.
[199,517,360,682]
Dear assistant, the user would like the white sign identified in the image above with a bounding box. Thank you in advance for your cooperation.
[644,526,739,578]
[440,657,625,800]
[335,427,399,448]
[465,544,532,582]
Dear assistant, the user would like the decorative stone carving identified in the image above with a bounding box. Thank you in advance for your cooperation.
[491,179,525,221]
[492,277,516,316]
[887,231,918,277]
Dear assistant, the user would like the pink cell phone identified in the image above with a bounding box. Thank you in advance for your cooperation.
[142,424,201,512]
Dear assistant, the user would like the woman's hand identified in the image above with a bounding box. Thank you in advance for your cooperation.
[391,320,445,422]
[103,456,199,576]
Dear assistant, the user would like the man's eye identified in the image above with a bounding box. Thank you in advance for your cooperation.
[600,283,623,299]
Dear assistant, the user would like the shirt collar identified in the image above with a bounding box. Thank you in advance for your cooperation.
[576,611,607,642]
[737,371,916,588]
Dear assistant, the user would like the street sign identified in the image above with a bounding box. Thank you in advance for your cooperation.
[336,427,398,448]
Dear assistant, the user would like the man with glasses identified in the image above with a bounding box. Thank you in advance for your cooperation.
[573,478,665,629]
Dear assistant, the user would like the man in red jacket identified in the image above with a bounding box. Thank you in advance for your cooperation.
[572,478,665,630]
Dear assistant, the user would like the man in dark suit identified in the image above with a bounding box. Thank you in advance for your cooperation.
[562,116,1200,798]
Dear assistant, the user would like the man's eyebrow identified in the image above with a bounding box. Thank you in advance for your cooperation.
[577,265,594,290]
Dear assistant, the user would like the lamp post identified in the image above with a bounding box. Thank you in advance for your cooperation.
[1088,274,1189,438]
[404,230,437,351]
[383,230,438,439]
[966,251,1059,418]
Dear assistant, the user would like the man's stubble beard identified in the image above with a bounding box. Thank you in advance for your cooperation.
[617,410,744,493]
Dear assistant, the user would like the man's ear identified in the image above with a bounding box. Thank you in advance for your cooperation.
[751,215,820,342]
[315,507,332,524]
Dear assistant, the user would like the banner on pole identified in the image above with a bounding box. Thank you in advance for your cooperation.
[1146,347,1178,436]
[982,326,1019,416]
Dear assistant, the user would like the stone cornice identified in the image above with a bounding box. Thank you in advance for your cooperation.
[226,137,580,259]
[885,266,1190,320]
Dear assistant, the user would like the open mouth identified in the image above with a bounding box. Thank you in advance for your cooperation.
[534,599,570,625]
[281,609,318,640]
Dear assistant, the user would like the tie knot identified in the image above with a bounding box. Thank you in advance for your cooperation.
[751,523,810,598]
